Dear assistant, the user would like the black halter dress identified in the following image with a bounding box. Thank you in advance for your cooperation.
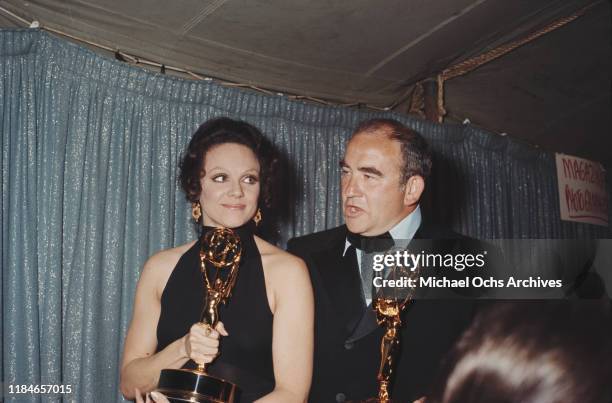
[156,223,274,402]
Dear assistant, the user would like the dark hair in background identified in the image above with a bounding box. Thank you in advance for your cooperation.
[179,117,279,209]
[430,301,612,403]
[352,118,432,183]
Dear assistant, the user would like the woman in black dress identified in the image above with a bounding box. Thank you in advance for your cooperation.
[120,118,313,402]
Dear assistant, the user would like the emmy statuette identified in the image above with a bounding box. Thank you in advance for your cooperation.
[157,228,242,403]
[371,297,410,403]
[363,253,418,403]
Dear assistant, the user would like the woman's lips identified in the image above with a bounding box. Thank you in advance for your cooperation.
[222,204,246,210]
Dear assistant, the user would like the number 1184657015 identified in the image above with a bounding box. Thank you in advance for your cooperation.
[7,384,73,394]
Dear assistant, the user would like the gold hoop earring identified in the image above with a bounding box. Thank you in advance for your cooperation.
[191,201,202,223]
[253,208,262,226]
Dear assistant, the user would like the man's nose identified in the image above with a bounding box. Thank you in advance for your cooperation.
[343,175,361,197]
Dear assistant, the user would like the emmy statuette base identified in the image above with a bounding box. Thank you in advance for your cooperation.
[157,368,237,403]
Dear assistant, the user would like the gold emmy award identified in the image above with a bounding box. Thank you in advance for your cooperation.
[366,255,419,403]
[371,297,410,403]
[157,228,242,403]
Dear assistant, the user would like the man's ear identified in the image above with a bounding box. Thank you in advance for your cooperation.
[403,175,425,206]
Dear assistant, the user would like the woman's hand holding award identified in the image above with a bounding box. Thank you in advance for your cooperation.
[157,228,242,403]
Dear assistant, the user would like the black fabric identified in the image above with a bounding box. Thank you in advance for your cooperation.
[347,231,395,302]
[287,222,480,403]
[156,223,274,402]
[341,244,367,337]
[346,230,394,253]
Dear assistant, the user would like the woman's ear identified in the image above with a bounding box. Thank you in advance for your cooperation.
[403,175,425,207]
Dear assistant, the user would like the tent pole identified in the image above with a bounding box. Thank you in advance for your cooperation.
[423,79,440,123]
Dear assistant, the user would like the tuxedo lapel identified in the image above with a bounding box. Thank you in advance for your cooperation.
[345,302,378,343]
[311,227,366,338]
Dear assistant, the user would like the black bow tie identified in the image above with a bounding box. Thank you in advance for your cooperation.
[347,231,394,253]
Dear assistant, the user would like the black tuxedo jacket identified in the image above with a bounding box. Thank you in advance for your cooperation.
[287,222,480,403]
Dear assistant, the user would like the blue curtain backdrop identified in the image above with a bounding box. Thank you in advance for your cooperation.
[1,29,610,402]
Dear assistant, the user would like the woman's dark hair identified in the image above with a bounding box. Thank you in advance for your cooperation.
[431,301,612,403]
[179,117,278,208]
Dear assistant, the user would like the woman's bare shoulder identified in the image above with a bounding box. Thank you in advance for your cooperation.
[254,237,307,273]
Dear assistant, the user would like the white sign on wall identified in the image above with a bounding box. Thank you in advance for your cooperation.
[555,153,608,227]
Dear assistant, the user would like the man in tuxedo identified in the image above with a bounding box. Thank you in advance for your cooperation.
[288,118,480,402]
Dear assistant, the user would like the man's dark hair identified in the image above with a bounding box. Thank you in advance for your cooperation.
[430,301,612,403]
[179,117,277,208]
[352,118,432,183]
